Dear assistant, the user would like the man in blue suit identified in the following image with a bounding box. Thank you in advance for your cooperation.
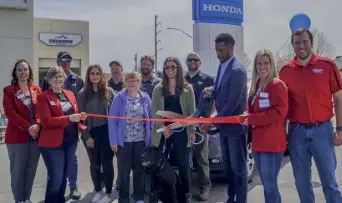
[201,33,248,203]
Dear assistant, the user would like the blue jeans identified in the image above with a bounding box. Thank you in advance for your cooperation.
[253,151,284,203]
[68,142,78,187]
[220,133,248,203]
[41,143,77,203]
[288,120,342,203]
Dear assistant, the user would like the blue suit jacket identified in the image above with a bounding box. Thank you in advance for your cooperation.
[213,57,247,135]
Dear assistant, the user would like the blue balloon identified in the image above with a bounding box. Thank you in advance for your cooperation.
[289,13,311,33]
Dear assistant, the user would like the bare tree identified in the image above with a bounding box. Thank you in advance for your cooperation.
[276,28,335,69]
[242,53,252,70]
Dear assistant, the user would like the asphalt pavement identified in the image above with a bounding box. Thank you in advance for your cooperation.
[0,142,292,203]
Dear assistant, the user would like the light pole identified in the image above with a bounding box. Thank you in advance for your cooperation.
[134,53,138,72]
[167,27,193,39]
[155,15,162,73]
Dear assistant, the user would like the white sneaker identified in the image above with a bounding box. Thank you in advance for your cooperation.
[92,193,102,203]
[25,200,32,203]
[98,195,111,203]
[136,201,144,203]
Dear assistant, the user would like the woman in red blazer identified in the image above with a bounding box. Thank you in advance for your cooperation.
[243,49,288,203]
[3,59,42,203]
[36,66,86,203]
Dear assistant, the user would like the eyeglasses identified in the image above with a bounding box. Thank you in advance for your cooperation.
[52,75,64,80]
[126,79,139,84]
[164,65,177,70]
[59,58,72,63]
[186,58,200,62]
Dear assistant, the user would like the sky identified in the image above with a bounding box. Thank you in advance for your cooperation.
[34,0,342,73]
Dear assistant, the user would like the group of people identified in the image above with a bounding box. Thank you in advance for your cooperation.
[2,48,212,203]
[2,27,342,203]
[199,30,342,203]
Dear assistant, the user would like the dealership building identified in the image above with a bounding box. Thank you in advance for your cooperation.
[0,0,89,110]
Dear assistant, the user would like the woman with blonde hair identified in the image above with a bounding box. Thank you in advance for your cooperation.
[243,49,288,203]
[77,64,116,203]
[108,71,152,203]
[36,66,87,203]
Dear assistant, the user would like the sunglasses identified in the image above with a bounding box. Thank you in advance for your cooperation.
[164,65,177,70]
[186,58,200,62]
[59,58,72,63]
[90,72,100,76]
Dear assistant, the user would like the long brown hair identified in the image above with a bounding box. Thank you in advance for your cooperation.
[84,64,110,101]
[161,56,187,96]
[11,59,34,85]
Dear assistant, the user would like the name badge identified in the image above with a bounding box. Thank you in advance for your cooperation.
[50,101,56,106]
[23,99,30,105]
[260,92,269,98]
[16,93,25,99]
[259,99,270,108]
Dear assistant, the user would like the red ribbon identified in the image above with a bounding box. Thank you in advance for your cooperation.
[79,113,246,130]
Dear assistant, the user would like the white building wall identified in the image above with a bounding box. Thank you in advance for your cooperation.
[193,23,244,77]
[0,0,34,110]
[33,18,89,81]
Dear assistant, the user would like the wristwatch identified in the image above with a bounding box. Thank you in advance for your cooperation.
[336,126,342,131]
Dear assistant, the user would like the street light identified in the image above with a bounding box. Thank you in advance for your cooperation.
[167,27,193,39]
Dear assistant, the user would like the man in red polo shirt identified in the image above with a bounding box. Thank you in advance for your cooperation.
[280,28,342,203]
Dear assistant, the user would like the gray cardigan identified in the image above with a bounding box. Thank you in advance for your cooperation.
[77,87,116,140]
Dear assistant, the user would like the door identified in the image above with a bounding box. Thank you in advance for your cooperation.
[38,58,81,85]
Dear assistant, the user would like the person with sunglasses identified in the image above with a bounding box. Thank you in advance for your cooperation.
[151,57,196,203]
[39,51,84,200]
[184,52,214,201]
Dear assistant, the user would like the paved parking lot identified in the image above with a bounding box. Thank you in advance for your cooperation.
[0,141,340,203]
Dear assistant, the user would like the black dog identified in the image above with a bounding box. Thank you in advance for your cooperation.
[141,146,185,203]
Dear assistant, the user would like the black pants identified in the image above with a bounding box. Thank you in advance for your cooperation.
[88,125,114,194]
[161,130,191,193]
[118,141,146,203]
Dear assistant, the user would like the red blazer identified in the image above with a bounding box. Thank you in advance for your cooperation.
[248,79,288,152]
[3,84,42,144]
[37,89,79,148]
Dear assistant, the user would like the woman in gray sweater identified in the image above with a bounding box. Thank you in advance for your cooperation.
[77,64,115,203]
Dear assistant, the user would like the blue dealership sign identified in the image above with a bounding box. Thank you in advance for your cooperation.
[192,0,243,25]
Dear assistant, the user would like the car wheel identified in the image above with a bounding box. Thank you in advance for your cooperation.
[247,142,257,183]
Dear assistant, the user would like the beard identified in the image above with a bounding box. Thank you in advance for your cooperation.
[188,66,199,72]
[141,68,151,75]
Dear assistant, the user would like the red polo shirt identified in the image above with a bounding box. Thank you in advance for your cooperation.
[279,54,342,124]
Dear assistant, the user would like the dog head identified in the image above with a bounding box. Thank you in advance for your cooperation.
[141,145,165,171]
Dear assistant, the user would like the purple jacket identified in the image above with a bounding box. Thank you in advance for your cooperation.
[108,90,152,147]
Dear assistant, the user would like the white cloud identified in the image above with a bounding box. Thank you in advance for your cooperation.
[34,0,342,73]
